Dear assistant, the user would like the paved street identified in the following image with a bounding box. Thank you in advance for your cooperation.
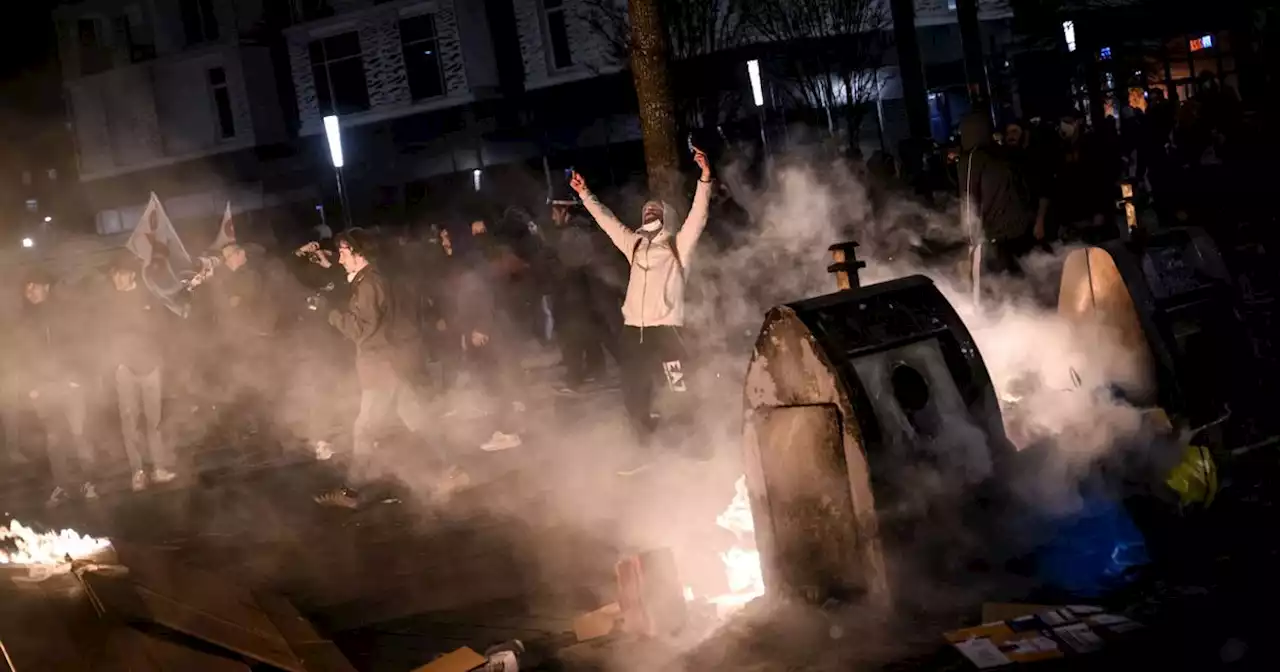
[0,348,748,671]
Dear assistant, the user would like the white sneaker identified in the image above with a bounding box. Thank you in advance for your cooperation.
[314,440,334,461]
[151,468,177,485]
[81,482,99,500]
[131,470,148,492]
[481,431,523,452]
[46,486,69,508]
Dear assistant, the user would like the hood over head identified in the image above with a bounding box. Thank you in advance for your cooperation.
[960,112,994,152]
[639,200,679,237]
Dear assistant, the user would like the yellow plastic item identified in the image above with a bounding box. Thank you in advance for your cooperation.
[1165,444,1218,508]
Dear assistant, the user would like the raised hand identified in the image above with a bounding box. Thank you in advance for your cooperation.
[693,147,711,181]
[569,171,588,197]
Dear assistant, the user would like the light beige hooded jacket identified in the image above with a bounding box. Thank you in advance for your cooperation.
[580,180,713,329]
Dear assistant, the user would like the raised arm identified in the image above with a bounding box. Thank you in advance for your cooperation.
[676,148,714,264]
[571,171,640,262]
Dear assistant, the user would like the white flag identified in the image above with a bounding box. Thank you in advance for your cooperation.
[126,192,194,316]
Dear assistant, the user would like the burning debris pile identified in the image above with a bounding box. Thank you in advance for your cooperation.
[0,519,111,567]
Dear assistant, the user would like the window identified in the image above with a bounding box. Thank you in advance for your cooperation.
[25,199,39,213]
[309,32,370,115]
[78,18,112,75]
[541,0,573,70]
[399,14,445,100]
[180,0,219,46]
[208,67,236,139]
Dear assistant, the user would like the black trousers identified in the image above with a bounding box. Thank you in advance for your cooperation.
[620,325,692,443]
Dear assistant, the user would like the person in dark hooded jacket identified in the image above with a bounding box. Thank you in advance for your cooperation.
[15,269,99,506]
[571,148,713,472]
[957,112,1040,276]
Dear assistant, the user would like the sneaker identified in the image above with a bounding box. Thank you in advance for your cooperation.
[46,486,69,508]
[151,468,177,485]
[314,440,334,461]
[481,431,523,452]
[81,482,99,500]
[131,470,148,492]
[314,487,360,509]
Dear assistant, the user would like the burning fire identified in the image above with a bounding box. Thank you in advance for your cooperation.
[703,476,765,617]
[0,519,111,566]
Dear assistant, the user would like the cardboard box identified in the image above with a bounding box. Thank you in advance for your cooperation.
[573,602,622,642]
[411,647,487,672]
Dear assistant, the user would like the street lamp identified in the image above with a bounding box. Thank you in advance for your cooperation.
[473,169,482,192]
[747,59,769,157]
[747,59,764,107]
[21,237,34,249]
[323,114,353,229]
[43,216,52,223]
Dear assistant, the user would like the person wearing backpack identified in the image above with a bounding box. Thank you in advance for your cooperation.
[570,148,713,472]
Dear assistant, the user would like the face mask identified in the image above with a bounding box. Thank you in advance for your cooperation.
[640,219,663,233]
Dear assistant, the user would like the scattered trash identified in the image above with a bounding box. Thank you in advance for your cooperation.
[573,602,621,642]
[945,604,1144,668]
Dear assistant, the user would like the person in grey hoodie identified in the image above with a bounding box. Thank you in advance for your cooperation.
[570,148,713,462]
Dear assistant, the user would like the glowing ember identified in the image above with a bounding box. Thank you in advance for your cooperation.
[706,476,764,617]
[0,520,111,566]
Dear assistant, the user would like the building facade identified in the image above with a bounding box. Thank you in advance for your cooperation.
[55,0,303,238]
[53,0,1022,237]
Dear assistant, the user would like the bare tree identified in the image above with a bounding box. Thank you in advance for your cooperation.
[742,0,889,144]
[582,0,747,127]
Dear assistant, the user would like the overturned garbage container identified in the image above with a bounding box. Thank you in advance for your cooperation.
[742,242,1012,609]
[1058,226,1243,425]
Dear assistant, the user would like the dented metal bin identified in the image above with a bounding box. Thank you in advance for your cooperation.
[743,272,1011,608]
[1058,226,1244,424]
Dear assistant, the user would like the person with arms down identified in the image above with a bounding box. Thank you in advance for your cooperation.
[16,269,99,507]
[569,147,713,474]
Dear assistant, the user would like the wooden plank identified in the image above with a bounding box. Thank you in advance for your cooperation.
[82,572,304,672]
[107,628,253,672]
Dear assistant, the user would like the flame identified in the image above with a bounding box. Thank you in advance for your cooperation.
[0,519,111,566]
[705,476,765,617]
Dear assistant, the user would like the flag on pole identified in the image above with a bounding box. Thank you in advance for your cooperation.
[210,201,236,251]
[126,192,194,317]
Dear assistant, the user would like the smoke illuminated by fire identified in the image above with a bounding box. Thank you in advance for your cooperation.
[0,520,112,566]
[704,476,765,617]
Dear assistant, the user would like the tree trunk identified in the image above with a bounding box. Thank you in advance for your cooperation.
[628,0,682,204]
[956,0,993,123]
[889,0,931,142]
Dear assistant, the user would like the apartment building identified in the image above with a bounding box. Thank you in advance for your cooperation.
[55,0,301,237]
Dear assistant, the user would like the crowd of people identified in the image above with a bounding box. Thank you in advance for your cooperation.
[954,71,1252,279]
[2,148,714,510]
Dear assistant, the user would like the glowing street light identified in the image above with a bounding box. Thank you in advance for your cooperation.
[43,215,52,223]
[322,114,351,228]
[21,237,35,249]
[747,59,764,107]
[473,169,482,192]
[323,115,344,168]
[1063,20,1077,53]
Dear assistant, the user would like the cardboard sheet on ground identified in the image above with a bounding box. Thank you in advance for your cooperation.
[411,647,487,672]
